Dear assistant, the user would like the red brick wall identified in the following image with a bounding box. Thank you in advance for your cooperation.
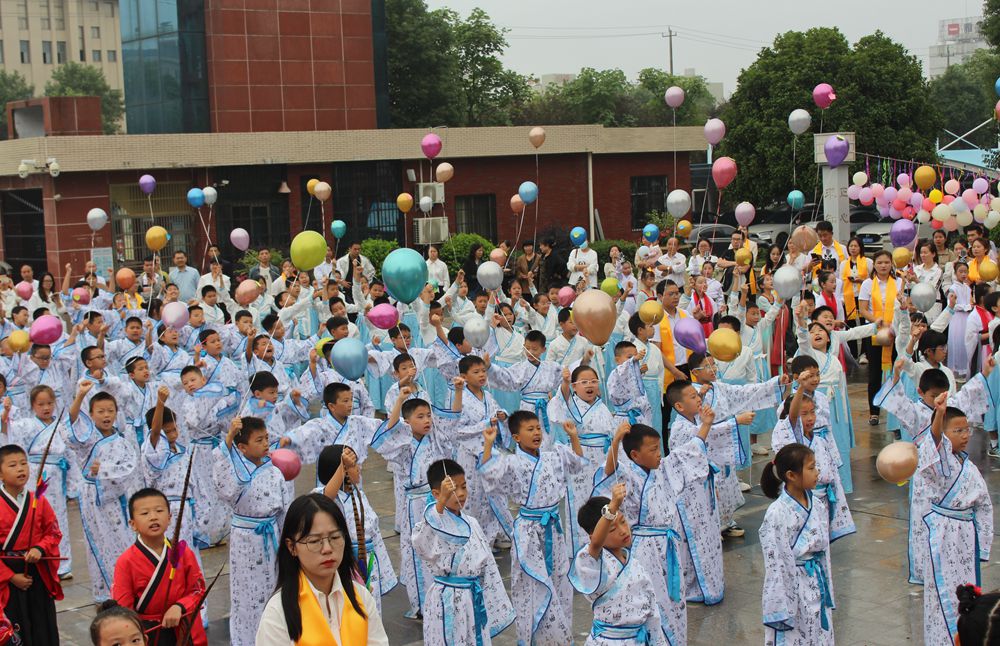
[592,152,691,241]
[205,0,378,133]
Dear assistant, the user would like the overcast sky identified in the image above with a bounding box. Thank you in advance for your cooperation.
[425,0,983,98]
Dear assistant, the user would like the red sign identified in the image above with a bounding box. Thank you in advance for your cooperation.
[948,23,960,36]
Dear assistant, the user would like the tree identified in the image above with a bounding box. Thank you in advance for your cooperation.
[929,60,996,150]
[44,62,124,134]
[636,69,716,126]
[718,28,941,207]
[0,71,34,140]
[982,1,1000,49]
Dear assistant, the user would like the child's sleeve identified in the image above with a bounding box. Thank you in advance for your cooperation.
[555,441,591,474]
[410,505,470,570]
[211,445,248,506]
[175,548,207,619]
[662,436,709,494]
[111,552,138,609]
[949,372,991,424]
[567,548,610,597]
[769,418,795,457]
[283,420,327,465]
[606,359,642,409]
[477,451,511,495]
[353,384,376,419]
[872,379,918,435]
[486,362,520,392]
[93,439,139,501]
[975,488,994,562]
[370,420,410,463]
[34,497,63,558]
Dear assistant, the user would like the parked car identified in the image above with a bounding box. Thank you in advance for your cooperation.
[683,223,766,257]
[856,219,932,253]
[750,206,882,251]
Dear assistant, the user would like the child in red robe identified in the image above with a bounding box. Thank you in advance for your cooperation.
[112,487,207,646]
[0,443,63,645]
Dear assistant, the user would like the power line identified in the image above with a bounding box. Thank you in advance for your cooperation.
[506,23,769,46]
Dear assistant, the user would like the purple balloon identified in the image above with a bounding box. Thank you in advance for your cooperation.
[890,219,916,247]
[139,174,156,195]
[877,205,890,218]
[824,135,850,168]
[859,187,874,205]
[889,207,901,220]
[704,118,726,145]
[884,187,898,203]
[734,201,756,227]
[847,185,861,200]
[674,318,707,354]
[974,177,990,195]
[910,192,924,209]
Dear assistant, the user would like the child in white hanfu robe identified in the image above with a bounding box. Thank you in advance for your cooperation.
[479,413,588,645]
[212,416,294,646]
[606,343,654,426]
[485,330,562,435]
[569,483,669,646]
[918,395,993,646]
[412,459,515,646]
[759,443,834,646]
[281,381,382,467]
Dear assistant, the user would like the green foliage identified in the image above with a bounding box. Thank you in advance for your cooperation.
[360,239,399,278]
[644,210,676,238]
[718,28,941,207]
[589,239,638,274]
[636,69,717,126]
[929,49,1000,150]
[439,233,495,277]
[982,3,1000,49]
[44,62,124,134]
[0,71,34,141]
[238,248,285,276]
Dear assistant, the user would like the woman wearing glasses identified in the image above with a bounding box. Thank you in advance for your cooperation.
[256,494,389,645]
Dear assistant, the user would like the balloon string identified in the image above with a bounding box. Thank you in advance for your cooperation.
[505,206,527,273]
[792,137,797,186]
[194,207,214,263]
[532,152,540,248]
[303,196,315,232]
[393,322,428,394]
[672,109,678,189]
[146,194,155,227]
[321,204,326,243]
[202,206,216,272]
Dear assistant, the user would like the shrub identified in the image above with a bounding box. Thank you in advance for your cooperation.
[439,233,495,277]
[361,239,399,278]
[238,248,285,276]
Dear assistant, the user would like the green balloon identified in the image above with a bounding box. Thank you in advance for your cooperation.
[600,277,620,298]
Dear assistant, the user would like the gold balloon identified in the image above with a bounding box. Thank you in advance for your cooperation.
[396,192,414,212]
[675,219,692,238]
[914,165,936,191]
[735,248,752,267]
[7,330,30,354]
[790,225,818,253]
[892,247,911,269]
[876,441,918,484]
[873,327,895,347]
[572,289,617,346]
[529,126,546,149]
[638,300,665,325]
[979,259,999,282]
[707,328,742,362]
[435,162,454,183]
[145,225,169,252]
[306,178,320,196]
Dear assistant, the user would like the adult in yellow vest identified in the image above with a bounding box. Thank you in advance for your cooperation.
[841,237,872,362]
[257,494,389,645]
[652,279,692,431]
[857,250,902,427]
[811,221,847,277]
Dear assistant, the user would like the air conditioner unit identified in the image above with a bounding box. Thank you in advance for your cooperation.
[414,217,449,244]
[416,182,445,204]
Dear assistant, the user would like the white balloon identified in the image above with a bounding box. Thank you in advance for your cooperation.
[788,109,812,136]
[974,204,989,223]
[666,189,691,218]
[987,210,1000,230]
[952,196,970,212]
[773,265,802,301]
[909,283,937,313]
[916,209,931,224]
[991,197,1000,212]
[637,245,650,259]
[419,196,433,213]
[464,317,490,348]
[931,204,952,222]
[86,207,108,231]
[957,210,974,227]
[852,171,868,187]
[202,186,218,206]
[476,261,503,291]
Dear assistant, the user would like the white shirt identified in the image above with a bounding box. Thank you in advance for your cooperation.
[687,253,718,277]
[314,260,336,284]
[198,272,233,305]
[336,254,376,283]
[256,572,389,646]
[567,248,598,288]
[656,252,687,288]
[426,258,450,289]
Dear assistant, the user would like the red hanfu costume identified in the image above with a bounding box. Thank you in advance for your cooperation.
[0,487,63,646]
[112,539,207,646]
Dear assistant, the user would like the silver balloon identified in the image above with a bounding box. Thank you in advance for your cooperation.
[909,282,937,313]
[419,195,434,213]
[464,317,490,348]
[666,189,691,218]
[773,265,802,301]
[86,207,108,231]
[788,108,812,135]
[476,261,503,291]
[202,186,218,206]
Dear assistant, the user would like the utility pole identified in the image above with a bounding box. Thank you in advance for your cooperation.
[661,29,677,75]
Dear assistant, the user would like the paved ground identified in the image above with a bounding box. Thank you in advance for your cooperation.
[54,376,997,645]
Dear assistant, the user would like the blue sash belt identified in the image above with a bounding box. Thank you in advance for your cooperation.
[519,503,563,575]
[815,482,837,522]
[29,454,69,498]
[405,483,431,501]
[632,525,681,602]
[797,552,833,631]
[434,575,487,646]
[231,513,279,560]
[930,502,974,521]
[592,620,651,643]
[579,432,612,451]
[190,436,221,449]
[523,394,550,435]
[705,462,721,512]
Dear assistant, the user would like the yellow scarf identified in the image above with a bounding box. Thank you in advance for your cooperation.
[842,256,868,320]
[970,257,983,283]
[869,276,896,370]
[659,310,689,391]
[124,292,144,310]
[296,570,368,646]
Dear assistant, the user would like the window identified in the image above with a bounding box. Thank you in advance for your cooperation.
[106,49,117,62]
[42,41,52,64]
[88,0,99,9]
[91,26,101,39]
[630,175,668,229]
[54,0,65,29]
[78,26,84,39]
[92,49,101,62]
[16,0,27,29]
[56,41,66,63]
[79,49,85,62]
[0,43,4,64]
[455,195,497,240]
[19,40,30,64]
[17,17,27,29]
[104,1,115,17]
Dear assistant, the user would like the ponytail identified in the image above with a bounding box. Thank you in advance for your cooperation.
[956,583,1000,646]
[760,443,813,499]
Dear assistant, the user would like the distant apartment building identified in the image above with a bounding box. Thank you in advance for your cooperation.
[929,16,989,78]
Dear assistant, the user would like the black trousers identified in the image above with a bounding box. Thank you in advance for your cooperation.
[867,341,896,415]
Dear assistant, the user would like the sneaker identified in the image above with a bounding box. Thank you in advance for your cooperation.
[989,445,1000,459]
[739,480,751,492]
[751,443,770,456]
[58,572,73,581]
[403,609,423,621]
[722,525,746,539]
[494,537,512,550]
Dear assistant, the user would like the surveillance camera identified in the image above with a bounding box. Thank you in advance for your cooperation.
[17,162,29,180]
[48,161,60,178]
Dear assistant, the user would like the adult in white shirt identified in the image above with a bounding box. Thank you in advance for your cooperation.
[425,244,450,291]
[17,264,39,292]
[336,242,376,284]
[255,494,389,646]
[687,237,719,277]
[199,259,233,305]
[566,243,598,288]
[313,247,336,284]
[656,237,687,287]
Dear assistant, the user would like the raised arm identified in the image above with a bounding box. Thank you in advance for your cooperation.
[147,386,170,449]
[587,482,625,559]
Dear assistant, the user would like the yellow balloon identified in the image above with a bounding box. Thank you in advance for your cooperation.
[707,328,742,362]
[979,259,999,282]
[314,337,333,355]
[8,330,30,354]
[929,189,943,204]
[397,192,414,213]
[290,231,328,271]
[914,165,936,191]
[600,277,620,298]
[638,300,664,325]
[307,178,320,196]
[145,225,168,252]
[735,248,752,267]
[892,247,911,269]
[676,219,692,238]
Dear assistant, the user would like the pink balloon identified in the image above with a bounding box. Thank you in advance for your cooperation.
[922,198,935,212]
[235,279,260,306]
[944,216,959,231]
[664,86,685,109]
[909,192,923,209]
[162,301,189,330]
[704,118,726,145]
[889,207,901,219]
[897,173,911,188]
[847,185,861,200]
[558,286,576,308]
[734,201,756,227]
[367,303,400,331]
[421,133,443,160]
[29,314,63,345]
[884,187,898,203]
[903,207,915,219]
[877,205,890,217]
[269,448,301,481]
[859,187,874,205]
[230,228,250,252]
[871,183,885,199]
[14,281,32,301]
[945,179,961,195]
[812,83,836,109]
[72,286,91,305]
[892,198,907,211]
[711,157,738,190]
[963,189,979,207]
[897,187,913,202]
[943,195,956,205]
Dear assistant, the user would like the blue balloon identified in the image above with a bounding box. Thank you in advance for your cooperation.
[382,248,428,304]
[331,219,347,238]
[186,188,205,208]
[995,76,1000,98]
[519,181,539,205]
[642,223,659,244]
[330,338,368,381]
[787,189,805,210]
[570,226,587,247]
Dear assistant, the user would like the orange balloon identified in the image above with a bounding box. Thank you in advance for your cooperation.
[116,267,136,290]
[306,179,320,196]
[876,441,918,483]
[572,289,617,346]
[511,194,525,212]
[790,225,818,252]
[529,126,546,149]
[396,192,414,212]
[235,279,261,306]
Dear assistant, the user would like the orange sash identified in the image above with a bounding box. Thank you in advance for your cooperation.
[970,257,983,283]
[869,276,896,370]
[295,570,368,646]
[842,256,868,320]
[659,310,689,391]
[812,240,846,277]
